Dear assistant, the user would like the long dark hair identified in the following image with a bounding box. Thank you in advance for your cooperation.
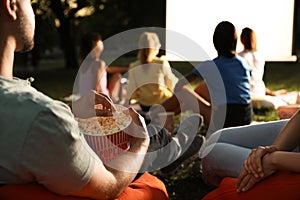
[80,32,102,59]
[240,27,257,51]
[213,21,237,58]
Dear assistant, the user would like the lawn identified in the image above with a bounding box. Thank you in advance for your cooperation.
[16,58,300,105]
[14,57,300,199]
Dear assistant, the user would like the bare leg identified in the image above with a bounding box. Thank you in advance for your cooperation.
[151,86,212,126]
[194,81,211,103]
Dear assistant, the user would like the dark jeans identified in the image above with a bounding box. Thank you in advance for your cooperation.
[223,103,253,127]
[140,104,151,112]
[209,103,253,136]
[134,123,179,180]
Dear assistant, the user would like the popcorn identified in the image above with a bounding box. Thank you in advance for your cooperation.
[77,111,131,135]
[77,105,132,163]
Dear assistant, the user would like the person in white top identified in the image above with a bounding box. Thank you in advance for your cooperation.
[77,32,128,101]
[238,28,266,97]
[238,27,294,109]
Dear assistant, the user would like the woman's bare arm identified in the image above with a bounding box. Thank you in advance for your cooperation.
[273,110,300,151]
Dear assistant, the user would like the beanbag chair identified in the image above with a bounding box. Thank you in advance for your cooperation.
[116,172,168,200]
[0,183,88,200]
[0,173,168,200]
[203,171,300,200]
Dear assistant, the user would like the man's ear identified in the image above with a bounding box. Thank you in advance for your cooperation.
[5,0,17,20]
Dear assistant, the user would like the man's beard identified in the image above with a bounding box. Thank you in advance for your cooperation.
[16,12,34,53]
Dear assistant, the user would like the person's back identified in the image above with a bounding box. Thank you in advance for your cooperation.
[193,21,252,129]
[0,2,168,199]
[78,58,108,97]
[77,32,110,97]
[126,32,178,111]
[127,56,176,106]
[0,76,96,194]
[238,27,293,109]
[199,55,251,106]
[238,27,266,96]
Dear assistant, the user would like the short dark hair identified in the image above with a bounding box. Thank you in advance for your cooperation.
[80,32,102,58]
[213,21,237,58]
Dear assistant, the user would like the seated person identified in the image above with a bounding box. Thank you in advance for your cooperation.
[238,27,297,109]
[77,32,128,102]
[125,31,178,112]
[0,2,168,199]
[200,119,289,186]
[201,110,300,199]
[201,108,300,197]
[150,21,252,136]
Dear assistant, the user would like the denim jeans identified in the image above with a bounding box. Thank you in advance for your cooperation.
[137,124,181,173]
[200,119,293,186]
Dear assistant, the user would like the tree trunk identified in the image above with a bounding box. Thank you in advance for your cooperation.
[49,0,79,69]
[58,18,79,69]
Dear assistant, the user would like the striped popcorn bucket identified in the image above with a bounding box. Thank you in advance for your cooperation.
[84,130,130,163]
[83,105,131,163]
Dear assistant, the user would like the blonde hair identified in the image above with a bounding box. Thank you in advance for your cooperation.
[137,32,161,64]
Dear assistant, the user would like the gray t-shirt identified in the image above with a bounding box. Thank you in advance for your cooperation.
[0,76,97,195]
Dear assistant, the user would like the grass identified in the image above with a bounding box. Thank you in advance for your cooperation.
[264,62,300,91]
[14,57,300,199]
[158,161,215,200]
[15,57,300,99]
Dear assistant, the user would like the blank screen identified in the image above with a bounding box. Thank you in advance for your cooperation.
[166,0,296,61]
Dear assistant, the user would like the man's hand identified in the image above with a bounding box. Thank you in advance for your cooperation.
[72,90,116,118]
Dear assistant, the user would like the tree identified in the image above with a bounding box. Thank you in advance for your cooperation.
[32,0,166,69]
[33,0,101,69]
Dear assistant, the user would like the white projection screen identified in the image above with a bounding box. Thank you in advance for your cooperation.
[166,0,296,62]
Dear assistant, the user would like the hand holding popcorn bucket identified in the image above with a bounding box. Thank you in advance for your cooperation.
[77,105,132,163]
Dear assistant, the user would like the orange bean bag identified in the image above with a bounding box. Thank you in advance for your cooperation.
[203,171,300,200]
[0,173,168,200]
[116,172,168,200]
[0,184,88,200]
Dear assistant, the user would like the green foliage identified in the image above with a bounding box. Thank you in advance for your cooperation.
[154,159,214,200]
[30,0,166,69]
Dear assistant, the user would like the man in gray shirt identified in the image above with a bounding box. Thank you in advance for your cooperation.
[0,0,168,199]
